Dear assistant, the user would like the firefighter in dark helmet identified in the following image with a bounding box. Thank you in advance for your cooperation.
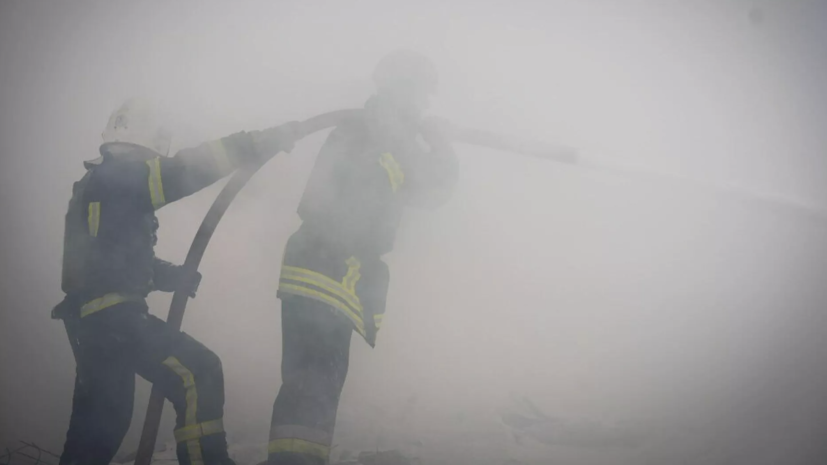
[268,50,459,465]
[53,99,298,465]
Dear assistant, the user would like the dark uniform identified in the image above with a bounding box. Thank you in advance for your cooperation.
[268,99,459,464]
[54,132,265,465]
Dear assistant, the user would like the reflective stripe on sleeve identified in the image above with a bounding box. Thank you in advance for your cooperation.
[87,202,100,237]
[146,157,166,210]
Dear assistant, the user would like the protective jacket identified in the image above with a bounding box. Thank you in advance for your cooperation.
[57,132,258,318]
[277,100,458,345]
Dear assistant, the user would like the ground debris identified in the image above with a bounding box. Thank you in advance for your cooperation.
[113,440,267,465]
[0,441,60,465]
[333,449,418,465]
[500,394,644,450]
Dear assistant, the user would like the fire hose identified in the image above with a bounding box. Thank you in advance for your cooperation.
[135,108,823,465]
[133,109,360,465]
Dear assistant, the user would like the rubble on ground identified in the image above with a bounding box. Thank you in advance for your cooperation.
[7,394,740,465]
[1,441,59,465]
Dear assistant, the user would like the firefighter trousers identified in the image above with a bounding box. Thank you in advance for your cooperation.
[268,296,353,465]
[59,301,232,465]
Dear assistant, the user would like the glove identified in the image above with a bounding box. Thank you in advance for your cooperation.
[251,121,302,161]
[181,270,202,299]
[153,259,201,298]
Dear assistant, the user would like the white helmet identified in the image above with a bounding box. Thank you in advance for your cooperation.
[101,98,172,156]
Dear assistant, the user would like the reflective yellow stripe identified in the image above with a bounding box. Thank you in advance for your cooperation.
[342,256,361,294]
[268,438,330,460]
[163,357,197,424]
[146,157,166,210]
[278,283,365,336]
[163,357,202,465]
[174,419,224,443]
[374,313,384,329]
[209,140,233,176]
[379,152,404,193]
[270,424,332,445]
[87,202,100,237]
[280,266,363,313]
[80,293,140,318]
[280,273,361,313]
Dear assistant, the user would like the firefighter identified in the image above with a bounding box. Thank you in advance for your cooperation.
[268,50,459,465]
[53,99,298,465]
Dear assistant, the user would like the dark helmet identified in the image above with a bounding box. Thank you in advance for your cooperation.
[372,49,438,97]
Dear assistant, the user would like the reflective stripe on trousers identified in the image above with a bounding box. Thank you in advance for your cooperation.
[268,424,332,461]
[174,419,225,442]
[163,356,225,465]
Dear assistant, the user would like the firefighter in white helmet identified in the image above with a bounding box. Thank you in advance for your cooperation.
[53,98,298,465]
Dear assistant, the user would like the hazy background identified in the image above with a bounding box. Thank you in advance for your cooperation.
[1,0,826,463]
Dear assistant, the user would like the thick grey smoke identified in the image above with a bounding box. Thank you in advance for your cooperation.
[1,1,826,463]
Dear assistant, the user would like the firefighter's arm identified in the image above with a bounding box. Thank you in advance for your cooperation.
[407,118,459,209]
[149,122,299,208]
[152,258,201,297]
